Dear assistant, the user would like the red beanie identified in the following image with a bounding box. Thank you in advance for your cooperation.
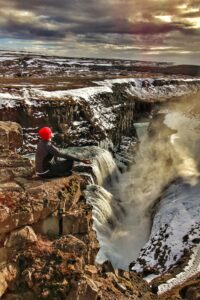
[38,127,52,140]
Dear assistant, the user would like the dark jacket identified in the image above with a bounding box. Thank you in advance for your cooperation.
[35,140,81,174]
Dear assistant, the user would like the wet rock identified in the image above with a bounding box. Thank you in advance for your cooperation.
[151,283,158,294]
[78,231,100,265]
[73,164,93,174]
[101,260,116,274]
[142,266,159,277]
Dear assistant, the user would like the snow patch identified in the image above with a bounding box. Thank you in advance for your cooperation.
[158,246,200,294]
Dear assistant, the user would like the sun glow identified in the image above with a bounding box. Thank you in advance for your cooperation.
[177,4,187,10]
[187,8,199,13]
[155,15,172,23]
[177,4,199,14]
[186,17,200,28]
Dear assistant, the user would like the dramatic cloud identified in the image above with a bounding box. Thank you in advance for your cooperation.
[0,0,199,64]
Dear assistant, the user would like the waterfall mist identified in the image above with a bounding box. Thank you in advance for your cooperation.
[86,94,200,270]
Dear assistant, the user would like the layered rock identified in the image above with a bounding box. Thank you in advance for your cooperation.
[0,121,157,300]
[0,77,200,153]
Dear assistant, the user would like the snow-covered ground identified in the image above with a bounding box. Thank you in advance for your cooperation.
[158,246,200,294]
[0,51,173,68]
[0,78,200,136]
[132,180,200,273]
[30,77,200,102]
[131,98,200,276]
[1,77,200,105]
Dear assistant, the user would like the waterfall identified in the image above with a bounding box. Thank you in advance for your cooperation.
[85,185,126,264]
[91,148,120,187]
[85,123,178,269]
[134,122,149,140]
[85,95,200,271]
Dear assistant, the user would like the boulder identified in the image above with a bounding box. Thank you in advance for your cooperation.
[4,226,37,249]
[0,121,23,153]
[0,264,17,297]
[85,265,98,279]
[53,235,87,256]
[79,277,100,300]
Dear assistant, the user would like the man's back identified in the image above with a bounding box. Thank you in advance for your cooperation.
[35,140,53,174]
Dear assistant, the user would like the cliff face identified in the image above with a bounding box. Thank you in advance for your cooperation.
[0,78,200,153]
[0,121,157,300]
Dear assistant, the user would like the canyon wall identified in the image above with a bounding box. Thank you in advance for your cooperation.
[0,78,200,153]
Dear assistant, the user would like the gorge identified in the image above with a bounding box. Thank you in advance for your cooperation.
[0,52,199,300]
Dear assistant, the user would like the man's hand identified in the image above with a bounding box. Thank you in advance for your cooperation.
[81,159,91,164]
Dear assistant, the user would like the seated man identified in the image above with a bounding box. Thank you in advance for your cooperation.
[35,127,89,178]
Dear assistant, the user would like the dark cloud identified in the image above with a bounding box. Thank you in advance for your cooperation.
[0,21,66,40]
[0,0,199,64]
[181,11,200,18]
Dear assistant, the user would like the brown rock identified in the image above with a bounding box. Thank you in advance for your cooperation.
[0,182,23,192]
[65,282,79,300]
[32,215,60,236]
[62,211,91,235]
[0,176,82,235]
[0,121,22,153]
[4,226,37,249]
[0,154,34,183]
[0,121,159,300]
[53,235,87,256]
[3,291,35,300]
[0,248,8,263]
[186,286,200,300]
[0,264,17,297]
[79,277,100,300]
[180,282,200,300]
[0,271,8,297]
[85,265,98,279]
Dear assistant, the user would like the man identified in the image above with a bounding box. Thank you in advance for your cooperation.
[35,127,89,178]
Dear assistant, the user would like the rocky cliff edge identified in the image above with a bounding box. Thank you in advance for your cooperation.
[0,121,156,300]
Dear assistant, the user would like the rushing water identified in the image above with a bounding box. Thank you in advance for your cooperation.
[85,94,200,270]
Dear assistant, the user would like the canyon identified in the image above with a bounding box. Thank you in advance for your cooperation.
[0,51,199,299]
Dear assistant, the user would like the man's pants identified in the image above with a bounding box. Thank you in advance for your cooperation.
[40,159,74,179]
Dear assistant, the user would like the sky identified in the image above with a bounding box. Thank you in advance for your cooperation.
[0,0,200,64]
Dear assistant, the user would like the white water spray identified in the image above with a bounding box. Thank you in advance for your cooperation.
[91,148,120,187]
[86,95,200,271]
